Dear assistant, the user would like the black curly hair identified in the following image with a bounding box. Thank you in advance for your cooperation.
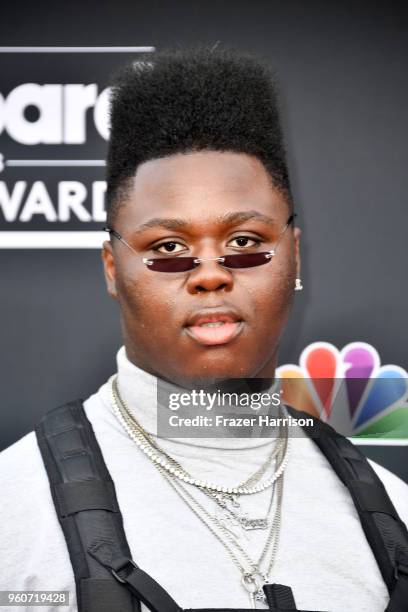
[106,45,292,224]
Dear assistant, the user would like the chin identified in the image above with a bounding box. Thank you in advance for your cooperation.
[172,361,260,390]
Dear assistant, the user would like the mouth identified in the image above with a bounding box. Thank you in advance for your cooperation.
[184,309,244,346]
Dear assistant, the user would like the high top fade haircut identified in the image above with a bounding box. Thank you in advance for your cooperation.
[106,45,293,225]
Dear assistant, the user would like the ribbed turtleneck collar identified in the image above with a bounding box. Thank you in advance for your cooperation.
[115,346,281,450]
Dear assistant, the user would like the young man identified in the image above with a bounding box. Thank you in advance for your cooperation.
[0,46,407,612]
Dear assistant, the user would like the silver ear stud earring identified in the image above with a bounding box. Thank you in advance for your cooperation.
[295,278,303,291]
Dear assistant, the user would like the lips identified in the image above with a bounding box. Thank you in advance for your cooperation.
[184,308,244,346]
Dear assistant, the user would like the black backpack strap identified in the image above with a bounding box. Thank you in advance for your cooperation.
[35,399,408,612]
[35,400,141,612]
[88,542,181,612]
[263,584,297,610]
[285,405,408,612]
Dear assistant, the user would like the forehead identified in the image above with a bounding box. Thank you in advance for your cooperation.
[116,151,288,229]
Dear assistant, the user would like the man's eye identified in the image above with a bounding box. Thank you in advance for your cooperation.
[154,241,187,254]
[227,236,262,248]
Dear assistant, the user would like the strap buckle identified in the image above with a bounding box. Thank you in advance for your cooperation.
[111,557,138,584]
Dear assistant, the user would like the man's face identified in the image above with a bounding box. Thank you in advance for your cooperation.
[102,151,301,388]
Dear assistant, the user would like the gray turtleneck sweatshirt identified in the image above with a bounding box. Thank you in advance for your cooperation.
[0,346,407,611]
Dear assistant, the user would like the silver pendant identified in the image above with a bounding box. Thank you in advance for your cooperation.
[241,572,267,609]
[240,516,269,530]
[215,508,248,540]
[230,495,241,508]
[254,589,266,603]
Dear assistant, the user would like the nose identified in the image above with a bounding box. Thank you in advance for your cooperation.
[186,258,234,294]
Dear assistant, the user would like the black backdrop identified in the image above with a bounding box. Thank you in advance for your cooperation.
[0,1,407,479]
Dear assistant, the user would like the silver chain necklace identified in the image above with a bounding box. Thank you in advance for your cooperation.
[109,374,291,608]
[208,479,276,535]
[110,374,289,495]
[200,424,288,533]
[155,460,286,608]
[113,372,285,537]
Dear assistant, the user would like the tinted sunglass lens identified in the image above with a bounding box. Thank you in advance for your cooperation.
[222,253,270,268]
[147,252,271,271]
[149,257,197,272]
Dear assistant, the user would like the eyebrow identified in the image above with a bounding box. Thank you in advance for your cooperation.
[131,210,278,236]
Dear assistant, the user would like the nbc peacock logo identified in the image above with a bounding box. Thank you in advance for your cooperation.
[277,342,408,440]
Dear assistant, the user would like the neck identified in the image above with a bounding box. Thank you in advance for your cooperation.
[115,345,281,450]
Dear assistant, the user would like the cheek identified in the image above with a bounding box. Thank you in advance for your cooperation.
[117,272,177,339]
[241,257,295,326]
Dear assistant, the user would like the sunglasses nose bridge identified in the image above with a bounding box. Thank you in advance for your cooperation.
[185,255,235,292]
[194,256,225,265]
[190,256,228,274]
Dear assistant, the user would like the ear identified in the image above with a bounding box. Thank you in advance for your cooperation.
[101,240,118,300]
[293,226,301,278]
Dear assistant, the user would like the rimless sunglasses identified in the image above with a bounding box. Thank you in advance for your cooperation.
[103,214,296,273]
